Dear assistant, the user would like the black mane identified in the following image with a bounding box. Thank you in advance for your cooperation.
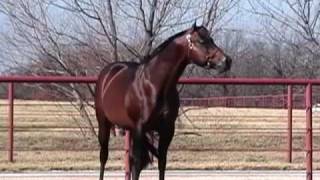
[141,26,203,63]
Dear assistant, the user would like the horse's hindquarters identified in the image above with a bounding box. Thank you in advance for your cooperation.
[96,63,137,128]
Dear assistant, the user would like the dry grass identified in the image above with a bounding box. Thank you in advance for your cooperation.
[0,100,319,171]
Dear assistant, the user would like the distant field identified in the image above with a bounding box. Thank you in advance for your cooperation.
[0,100,319,171]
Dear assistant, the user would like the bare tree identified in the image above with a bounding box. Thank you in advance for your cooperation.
[0,0,239,136]
[202,0,239,33]
[115,0,193,59]
[248,0,320,78]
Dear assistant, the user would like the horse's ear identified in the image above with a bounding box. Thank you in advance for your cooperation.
[191,21,197,31]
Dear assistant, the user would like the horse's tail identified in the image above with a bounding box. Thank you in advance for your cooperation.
[132,131,159,169]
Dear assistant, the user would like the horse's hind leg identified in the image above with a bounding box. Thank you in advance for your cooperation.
[97,111,111,180]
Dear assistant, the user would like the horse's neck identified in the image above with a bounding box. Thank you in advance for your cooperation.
[144,42,187,94]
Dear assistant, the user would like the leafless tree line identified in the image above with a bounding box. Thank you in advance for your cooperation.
[0,0,239,135]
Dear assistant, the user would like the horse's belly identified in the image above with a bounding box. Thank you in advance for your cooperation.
[105,109,133,128]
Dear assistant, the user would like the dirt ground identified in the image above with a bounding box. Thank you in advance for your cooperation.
[1,170,320,180]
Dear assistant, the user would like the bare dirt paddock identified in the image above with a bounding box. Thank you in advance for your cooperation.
[1,171,320,180]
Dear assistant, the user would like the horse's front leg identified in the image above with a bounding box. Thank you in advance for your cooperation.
[158,121,175,180]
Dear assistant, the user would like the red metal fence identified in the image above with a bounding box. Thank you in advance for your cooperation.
[181,93,311,108]
[0,76,318,180]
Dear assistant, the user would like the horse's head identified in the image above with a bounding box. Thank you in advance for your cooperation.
[183,23,232,73]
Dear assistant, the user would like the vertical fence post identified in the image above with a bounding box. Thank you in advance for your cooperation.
[125,130,131,180]
[8,82,14,162]
[287,85,292,163]
[305,83,313,180]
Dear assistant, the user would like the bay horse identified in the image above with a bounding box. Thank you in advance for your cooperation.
[95,23,232,180]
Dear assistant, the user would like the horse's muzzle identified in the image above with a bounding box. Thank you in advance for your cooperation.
[215,55,232,73]
[206,55,232,73]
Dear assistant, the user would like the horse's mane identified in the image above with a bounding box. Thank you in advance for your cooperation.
[141,26,203,63]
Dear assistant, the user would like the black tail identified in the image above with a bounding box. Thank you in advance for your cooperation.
[132,131,159,169]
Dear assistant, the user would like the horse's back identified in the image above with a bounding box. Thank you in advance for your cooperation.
[95,62,139,128]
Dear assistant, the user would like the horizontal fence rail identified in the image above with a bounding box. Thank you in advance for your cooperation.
[0,76,97,83]
[0,75,319,84]
[0,76,318,180]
